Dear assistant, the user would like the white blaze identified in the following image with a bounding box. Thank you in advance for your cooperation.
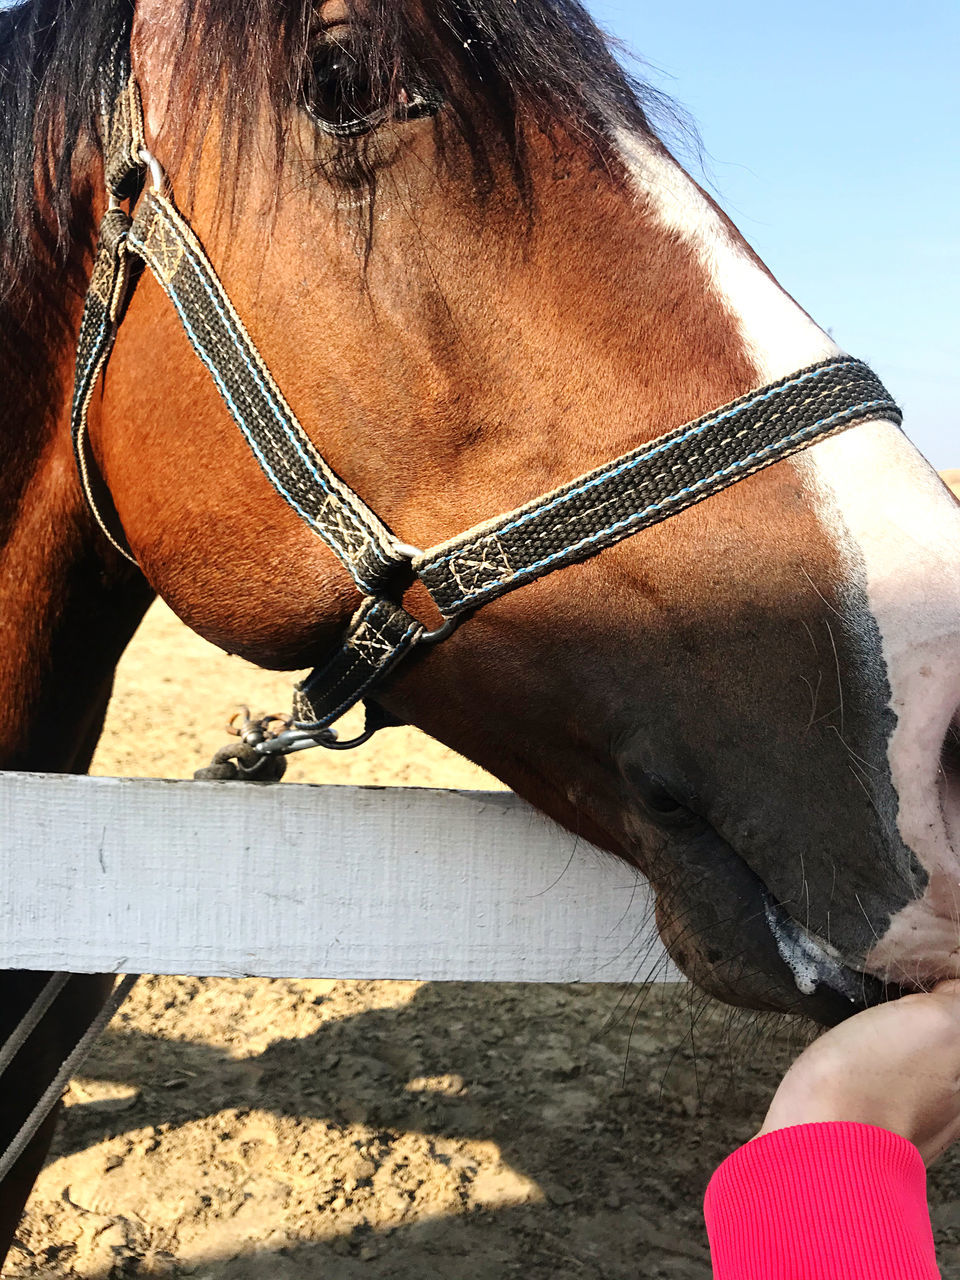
[616,128,960,983]
[613,128,838,378]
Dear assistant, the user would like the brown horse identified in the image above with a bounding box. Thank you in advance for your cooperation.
[1,0,959,1258]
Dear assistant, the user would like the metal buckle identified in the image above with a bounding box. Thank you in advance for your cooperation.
[246,540,460,761]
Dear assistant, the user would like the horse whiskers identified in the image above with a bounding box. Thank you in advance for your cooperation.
[830,728,881,773]
[799,668,824,738]
[853,892,883,948]
[801,564,850,627]
[846,760,896,840]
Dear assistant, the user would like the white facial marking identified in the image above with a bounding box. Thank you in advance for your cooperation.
[613,129,838,379]
[799,427,960,981]
[615,128,960,984]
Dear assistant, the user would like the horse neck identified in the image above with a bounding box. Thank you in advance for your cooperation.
[0,233,152,773]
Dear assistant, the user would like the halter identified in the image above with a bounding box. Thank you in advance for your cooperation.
[73,68,903,757]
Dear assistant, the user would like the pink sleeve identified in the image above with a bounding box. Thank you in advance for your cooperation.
[704,1121,940,1279]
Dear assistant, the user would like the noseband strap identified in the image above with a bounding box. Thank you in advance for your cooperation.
[414,357,898,619]
[73,69,903,753]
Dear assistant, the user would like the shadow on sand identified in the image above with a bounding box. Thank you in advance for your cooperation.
[14,978,915,1279]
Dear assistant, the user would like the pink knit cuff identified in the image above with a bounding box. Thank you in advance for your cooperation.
[704,1122,940,1279]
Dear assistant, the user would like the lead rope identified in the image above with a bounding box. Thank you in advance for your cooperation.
[0,974,140,1187]
[0,973,71,1081]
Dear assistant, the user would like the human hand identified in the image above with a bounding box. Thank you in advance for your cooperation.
[757,980,960,1165]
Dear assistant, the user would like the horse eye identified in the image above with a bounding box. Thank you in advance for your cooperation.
[305,42,385,137]
[305,40,443,138]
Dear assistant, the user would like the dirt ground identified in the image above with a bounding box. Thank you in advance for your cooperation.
[8,593,960,1280]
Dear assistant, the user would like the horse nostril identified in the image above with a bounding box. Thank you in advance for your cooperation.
[942,715,960,847]
[944,717,960,777]
[638,775,684,815]
[621,760,708,831]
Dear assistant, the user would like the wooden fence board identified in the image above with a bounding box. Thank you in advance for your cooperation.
[0,774,679,983]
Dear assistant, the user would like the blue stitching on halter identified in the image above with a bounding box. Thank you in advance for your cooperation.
[156,215,368,528]
[73,310,112,424]
[428,360,853,573]
[442,398,892,611]
[172,237,362,527]
[132,204,393,578]
[131,234,382,596]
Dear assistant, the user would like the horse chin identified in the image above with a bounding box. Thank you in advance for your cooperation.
[650,824,901,1028]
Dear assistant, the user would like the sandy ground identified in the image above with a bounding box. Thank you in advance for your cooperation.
[9,522,960,1279]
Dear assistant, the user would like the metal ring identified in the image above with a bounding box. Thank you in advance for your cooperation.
[253,724,377,755]
[137,147,166,193]
[387,544,457,644]
[418,618,458,646]
[392,542,424,562]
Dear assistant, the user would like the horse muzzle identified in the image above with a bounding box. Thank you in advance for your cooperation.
[647,821,904,1027]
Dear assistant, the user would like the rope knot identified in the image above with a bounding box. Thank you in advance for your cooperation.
[193,708,290,782]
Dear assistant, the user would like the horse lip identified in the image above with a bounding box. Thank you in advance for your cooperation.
[762,893,874,1006]
[642,813,897,1023]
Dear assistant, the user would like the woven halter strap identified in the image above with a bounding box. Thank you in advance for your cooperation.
[72,70,903,754]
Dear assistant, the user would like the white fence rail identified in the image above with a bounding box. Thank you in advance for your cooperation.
[0,773,679,983]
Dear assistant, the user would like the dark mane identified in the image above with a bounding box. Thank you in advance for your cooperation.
[0,0,133,388]
[0,0,673,376]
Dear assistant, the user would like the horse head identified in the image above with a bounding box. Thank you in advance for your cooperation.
[8,0,960,1023]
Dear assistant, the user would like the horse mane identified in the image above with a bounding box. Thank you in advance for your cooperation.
[0,0,676,378]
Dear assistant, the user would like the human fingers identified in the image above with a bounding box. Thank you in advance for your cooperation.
[757,985,960,1163]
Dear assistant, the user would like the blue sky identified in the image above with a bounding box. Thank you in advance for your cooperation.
[587,1,958,469]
